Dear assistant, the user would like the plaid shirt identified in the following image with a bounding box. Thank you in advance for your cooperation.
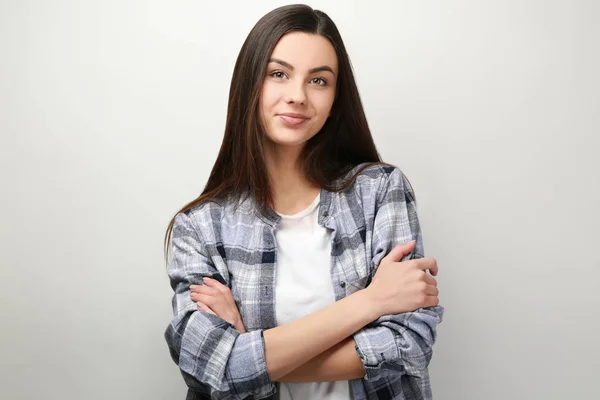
[165,163,444,400]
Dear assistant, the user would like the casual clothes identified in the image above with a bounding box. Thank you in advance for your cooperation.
[165,163,444,399]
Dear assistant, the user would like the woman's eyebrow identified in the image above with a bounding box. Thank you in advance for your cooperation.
[269,58,336,75]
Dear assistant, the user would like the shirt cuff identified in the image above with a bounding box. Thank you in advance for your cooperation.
[226,329,276,397]
[353,324,402,382]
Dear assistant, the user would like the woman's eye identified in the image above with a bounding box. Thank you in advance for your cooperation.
[310,77,327,86]
[270,71,286,79]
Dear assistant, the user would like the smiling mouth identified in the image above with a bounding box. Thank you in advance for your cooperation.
[277,114,309,126]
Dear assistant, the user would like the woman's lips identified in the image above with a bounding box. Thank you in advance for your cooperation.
[278,114,309,126]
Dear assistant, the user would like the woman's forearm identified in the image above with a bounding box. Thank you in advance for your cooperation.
[276,337,365,382]
[263,289,376,381]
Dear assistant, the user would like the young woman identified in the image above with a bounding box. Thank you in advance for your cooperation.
[164,4,444,400]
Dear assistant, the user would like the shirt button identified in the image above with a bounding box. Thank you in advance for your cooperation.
[323,211,329,217]
[340,281,346,288]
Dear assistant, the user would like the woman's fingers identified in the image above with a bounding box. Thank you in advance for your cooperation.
[415,257,438,276]
[381,241,416,264]
[202,278,237,307]
[193,279,246,333]
[190,284,218,296]
[203,277,232,296]
[425,296,440,307]
[425,284,439,296]
[196,301,216,315]
[190,292,213,305]
[423,273,438,287]
[190,279,237,312]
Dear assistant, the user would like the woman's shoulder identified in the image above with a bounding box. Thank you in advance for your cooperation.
[338,162,409,196]
[324,163,417,232]
[178,195,256,230]
[182,198,222,219]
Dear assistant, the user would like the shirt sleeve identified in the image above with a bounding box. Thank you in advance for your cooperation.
[352,167,445,387]
[164,211,276,399]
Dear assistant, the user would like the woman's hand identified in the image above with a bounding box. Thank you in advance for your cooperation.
[366,240,440,317]
[190,278,247,333]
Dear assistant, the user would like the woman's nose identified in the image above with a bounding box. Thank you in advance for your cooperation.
[284,82,306,105]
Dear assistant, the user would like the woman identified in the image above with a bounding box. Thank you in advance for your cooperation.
[164,4,443,400]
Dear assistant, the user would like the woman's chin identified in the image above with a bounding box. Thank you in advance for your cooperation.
[265,133,312,149]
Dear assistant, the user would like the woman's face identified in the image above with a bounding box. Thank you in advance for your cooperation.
[259,32,338,150]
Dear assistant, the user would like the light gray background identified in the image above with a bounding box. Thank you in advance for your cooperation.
[1,0,598,399]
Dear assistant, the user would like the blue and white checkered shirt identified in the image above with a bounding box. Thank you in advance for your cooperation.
[165,163,444,399]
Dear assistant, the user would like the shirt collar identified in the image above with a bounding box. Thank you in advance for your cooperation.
[252,187,334,228]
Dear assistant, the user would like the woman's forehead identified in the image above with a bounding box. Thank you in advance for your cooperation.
[269,32,338,74]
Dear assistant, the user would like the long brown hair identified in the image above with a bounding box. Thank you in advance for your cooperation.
[164,4,389,260]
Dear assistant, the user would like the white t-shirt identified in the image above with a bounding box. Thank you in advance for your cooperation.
[274,193,352,400]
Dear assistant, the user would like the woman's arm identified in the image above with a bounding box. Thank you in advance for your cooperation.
[277,337,365,382]
[191,239,436,382]
[192,278,366,382]
[169,206,437,398]
[351,167,444,391]
[190,275,378,382]
[274,168,445,386]
[261,241,437,381]
[261,288,375,381]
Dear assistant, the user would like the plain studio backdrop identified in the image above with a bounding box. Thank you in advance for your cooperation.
[1,0,598,399]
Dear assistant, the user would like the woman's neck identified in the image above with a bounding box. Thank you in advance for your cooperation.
[264,145,321,215]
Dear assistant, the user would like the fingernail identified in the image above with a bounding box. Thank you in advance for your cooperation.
[202,277,209,282]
